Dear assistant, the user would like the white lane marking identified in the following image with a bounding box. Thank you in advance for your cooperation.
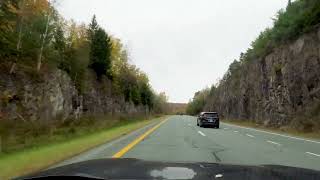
[198,131,206,136]
[306,152,320,157]
[246,134,254,138]
[223,128,228,130]
[234,131,238,133]
[188,124,192,126]
[222,123,320,144]
[267,140,281,146]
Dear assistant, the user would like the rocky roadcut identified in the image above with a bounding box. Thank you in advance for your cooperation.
[1,0,320,179]
[203,27,320,129]
[0,69,147,122]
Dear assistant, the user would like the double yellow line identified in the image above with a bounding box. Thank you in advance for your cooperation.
[112,118,168,158]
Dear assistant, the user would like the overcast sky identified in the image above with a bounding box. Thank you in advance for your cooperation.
[57,0,287,103]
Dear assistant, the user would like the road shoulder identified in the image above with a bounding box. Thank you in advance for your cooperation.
[0,116,167,180]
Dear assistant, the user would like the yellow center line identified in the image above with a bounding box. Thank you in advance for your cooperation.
[112,118,169,158]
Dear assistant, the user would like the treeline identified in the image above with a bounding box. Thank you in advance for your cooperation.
[0,0,167,112]
[231,0,320,71]
[186,88,211,115]
[187,0,320,116]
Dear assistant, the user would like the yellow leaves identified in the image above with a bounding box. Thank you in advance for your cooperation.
[66,21,88,49]
[0,23,15,32]
[28,0,50,13]
[110,37,126,76]
[111,38,123,62]
[6,2,18,14]
[0,1,18,32]
[15,0,50,18]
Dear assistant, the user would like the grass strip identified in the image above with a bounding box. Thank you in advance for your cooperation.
[0,117,164,179]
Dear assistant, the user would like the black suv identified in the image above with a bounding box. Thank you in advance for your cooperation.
[197,112,219,128]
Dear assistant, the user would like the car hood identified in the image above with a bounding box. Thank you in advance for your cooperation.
[18,158,320,180]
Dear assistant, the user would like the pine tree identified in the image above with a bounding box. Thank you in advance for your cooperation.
[88,15,112,79]
[88,15,98,41]
[89,27,112,79]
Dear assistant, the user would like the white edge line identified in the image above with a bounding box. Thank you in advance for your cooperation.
[222,123,320,144]
[234,131,238,133]
[306,152,320,157]
[198,131,206,136]
[246,134,254,138]
[267,140,281,146]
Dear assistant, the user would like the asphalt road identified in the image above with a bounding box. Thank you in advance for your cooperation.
[54,116,320,171]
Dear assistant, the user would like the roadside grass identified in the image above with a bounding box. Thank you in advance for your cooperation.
[0,116,165,179]
[222,119,320,140]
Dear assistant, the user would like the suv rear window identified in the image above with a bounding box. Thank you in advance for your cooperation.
[204,113,218,118]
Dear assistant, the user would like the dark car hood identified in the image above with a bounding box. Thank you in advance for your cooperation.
[18,158,320,180]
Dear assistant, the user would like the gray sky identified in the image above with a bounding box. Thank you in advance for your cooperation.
[57,0,287,103]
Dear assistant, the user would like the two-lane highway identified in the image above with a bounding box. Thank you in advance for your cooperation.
[54,116,320,171]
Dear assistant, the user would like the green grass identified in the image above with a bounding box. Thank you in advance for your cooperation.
[0,116,164,179]
[222,119,320,140]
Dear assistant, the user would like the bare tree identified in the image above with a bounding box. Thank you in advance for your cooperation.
[10,0,25,74]
[37,12,50,72]
[37,0,56,72]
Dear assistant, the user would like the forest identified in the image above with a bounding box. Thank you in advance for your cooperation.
[0,0,168,112]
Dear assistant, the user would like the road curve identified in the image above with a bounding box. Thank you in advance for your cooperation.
[54,116,320,171]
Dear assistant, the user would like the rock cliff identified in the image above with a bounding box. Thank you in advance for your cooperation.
[0,66,147,122]
[204,27,320,130]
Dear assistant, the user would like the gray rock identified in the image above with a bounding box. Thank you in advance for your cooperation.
[0,68,147,122]
[203,27,320,128]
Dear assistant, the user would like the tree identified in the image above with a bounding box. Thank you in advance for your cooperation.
[2,0,59,72]
[88,16,112,79]
[186,88,210,115]
[287,0,292,8]
[140,83,153,107]
[88,15,98,41]
[53,22,66,69]
[138,73,153,107]
[61,21,90,93]
[0,0,18,56]
[110,38,126,76]
[36,9,49,71]
[0,0,19,73]
[151,92,168,114]
[1,2,164,113]
[89,27,112,79]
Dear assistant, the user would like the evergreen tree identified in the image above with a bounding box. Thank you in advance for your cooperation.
[89,27,112,79]
[88,15,98,41]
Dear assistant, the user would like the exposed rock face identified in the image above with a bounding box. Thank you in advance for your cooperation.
[0,68,147,122]
[0,69,77,121]
[204,27,320,129]
[81,71,147,117]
